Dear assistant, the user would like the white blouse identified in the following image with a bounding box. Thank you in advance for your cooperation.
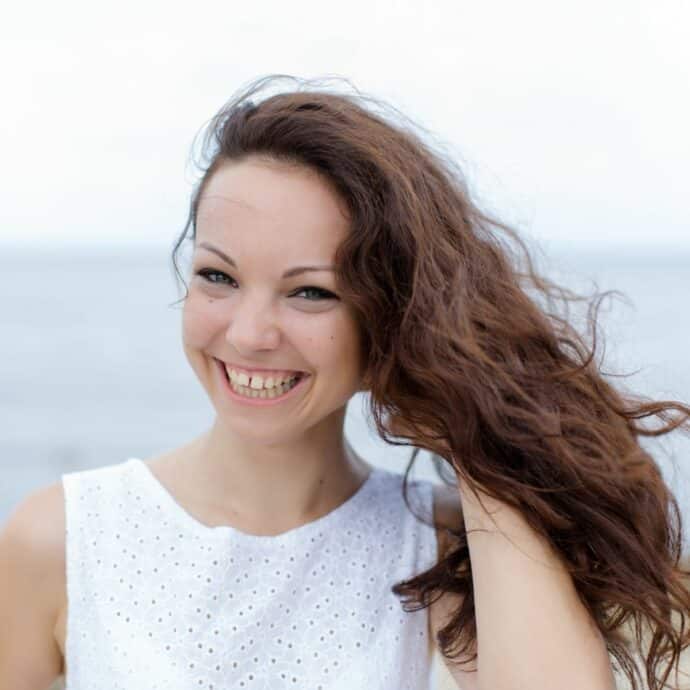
[61,457,439,689]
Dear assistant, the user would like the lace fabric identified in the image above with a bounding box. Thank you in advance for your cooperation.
[62,457,439,689]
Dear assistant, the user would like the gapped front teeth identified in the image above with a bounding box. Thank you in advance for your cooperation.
[249,373,300,390]
[230,375,302,399]
[225,367,299,390]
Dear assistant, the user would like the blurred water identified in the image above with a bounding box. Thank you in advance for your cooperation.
[1,242,689,554]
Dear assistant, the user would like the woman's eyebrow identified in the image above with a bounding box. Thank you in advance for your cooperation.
[197,241,335,279]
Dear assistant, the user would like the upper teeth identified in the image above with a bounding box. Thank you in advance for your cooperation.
[225,366,300,390]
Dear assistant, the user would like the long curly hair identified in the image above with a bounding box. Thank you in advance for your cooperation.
[170,74,690,690]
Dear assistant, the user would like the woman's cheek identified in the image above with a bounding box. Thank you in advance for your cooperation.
[182,295,228,346]
[294,316,341,349]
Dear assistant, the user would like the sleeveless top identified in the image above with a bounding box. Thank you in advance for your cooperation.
[61,458,439,690]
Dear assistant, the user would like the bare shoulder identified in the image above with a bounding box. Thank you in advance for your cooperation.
[431,482,463,559]
[2,480,66,575]
[1,480,67,616]
[0,480,67,685]
[429,482,479,690]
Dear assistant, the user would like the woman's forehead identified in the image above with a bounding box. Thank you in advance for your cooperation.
[195,179,349,258]
[198,160,350,231]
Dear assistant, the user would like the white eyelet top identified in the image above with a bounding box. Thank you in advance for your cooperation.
[61,457,439,689]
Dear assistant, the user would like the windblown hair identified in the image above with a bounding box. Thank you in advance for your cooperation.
[170,74,690,690]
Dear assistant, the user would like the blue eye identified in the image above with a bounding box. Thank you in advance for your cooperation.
[294,286,337,301]
[195,269,337,302]
[197,269,232,285]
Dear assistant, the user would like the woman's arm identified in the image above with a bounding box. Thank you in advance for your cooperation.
[0,483,66,690]
[429,484,479,690]
[458,479,617,690]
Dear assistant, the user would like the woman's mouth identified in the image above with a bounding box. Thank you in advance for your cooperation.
[215,358,311,407]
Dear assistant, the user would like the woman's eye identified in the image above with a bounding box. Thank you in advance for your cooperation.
[196,268,234,285]
[195,269,337,302]
[293,286,337,301]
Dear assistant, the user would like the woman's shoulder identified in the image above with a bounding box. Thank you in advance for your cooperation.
[431,482,463,560]
[0,479,67,677]
[426,483,479,688]
[1,479,67,586]
[378,471,463,559]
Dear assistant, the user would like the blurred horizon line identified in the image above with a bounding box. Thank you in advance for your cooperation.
[4,236,690,250]
[3,238,690,263]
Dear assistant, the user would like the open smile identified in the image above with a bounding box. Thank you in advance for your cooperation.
[214,358,311,407]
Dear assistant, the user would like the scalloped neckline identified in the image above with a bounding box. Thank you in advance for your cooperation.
[127,457,381,544]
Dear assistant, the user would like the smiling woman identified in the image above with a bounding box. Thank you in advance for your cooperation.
[179,155,370,447]
[1,73,689,690]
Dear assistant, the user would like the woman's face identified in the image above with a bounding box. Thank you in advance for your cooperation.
[182,157,365,442]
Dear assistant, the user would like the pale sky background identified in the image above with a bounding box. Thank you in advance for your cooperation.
[2,0,689,252]
[1,1,690,563]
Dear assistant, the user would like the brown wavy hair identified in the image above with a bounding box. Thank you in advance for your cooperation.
[170,74,690,690]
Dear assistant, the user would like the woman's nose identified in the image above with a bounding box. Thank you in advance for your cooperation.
[224,294,281,351]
